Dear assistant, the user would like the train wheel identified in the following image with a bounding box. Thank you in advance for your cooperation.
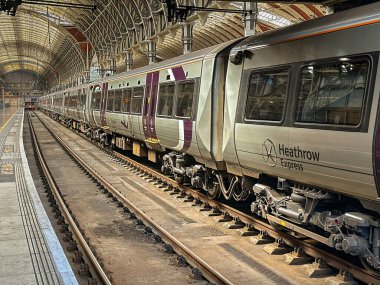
[207,184,221,200]
[360,257,380,276]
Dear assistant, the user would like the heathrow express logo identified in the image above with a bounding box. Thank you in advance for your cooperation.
[262,139,277,167]
[262,139,321,171]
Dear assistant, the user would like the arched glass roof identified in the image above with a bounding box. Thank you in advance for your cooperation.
[0,1,326,89]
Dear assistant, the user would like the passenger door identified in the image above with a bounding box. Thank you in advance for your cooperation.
[130,86,144,140]
[142,71,159,141]
[235,66,291,178]
[100,82,108,127]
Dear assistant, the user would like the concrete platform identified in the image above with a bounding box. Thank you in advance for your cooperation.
[0,108,77,285]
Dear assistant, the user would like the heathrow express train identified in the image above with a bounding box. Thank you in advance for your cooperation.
[39,3,380,273]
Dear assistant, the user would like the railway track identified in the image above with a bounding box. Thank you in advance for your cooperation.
[29,110,233,285]
[102,154,380,284]
[70,133,376,284]
[27,112,112,285]
[106,152,379,284]
[35,110,380,285]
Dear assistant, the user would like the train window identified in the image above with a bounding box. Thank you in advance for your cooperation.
[107,90,114,111]
[71,92,75,108]
[91,90,101,110]
[296,58,369,126]
[122,89,131,113]
[245,67,289,122]
[69,92,74,108]
[157,83,175,117]
[81,90,86,108]
[131,87,143,114]
[144,85,150,115]
[75,92,78,108]
[114,89,123,112]
[175,80,195,118]
[77,90,81,109]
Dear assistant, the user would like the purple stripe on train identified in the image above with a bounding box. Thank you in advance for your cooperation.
[182,120,193,152]
[150,71,159,139]
[172,66,192,152]
[172,66,186,81]
[100,82,108,126]
[143,71,159,141]
[142,72,152,139]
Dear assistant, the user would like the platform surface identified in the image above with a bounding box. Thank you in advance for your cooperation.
[0,107,77,285]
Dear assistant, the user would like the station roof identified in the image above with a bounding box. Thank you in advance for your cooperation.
[0,1,336,88]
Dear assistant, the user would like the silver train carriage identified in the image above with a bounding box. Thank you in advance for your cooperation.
[39,2,380,273]
[222,3,380,272]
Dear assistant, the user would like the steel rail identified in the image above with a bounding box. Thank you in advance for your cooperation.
[33,112,233,285]
[28,112,112,285]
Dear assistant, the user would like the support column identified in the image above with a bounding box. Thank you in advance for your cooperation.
[110,58,116,73]
[147,40,157,65]
[106,58,116,76]
[83,70,90,83]
[2,86,4,110]
[181,22,194,54]
[243,2,257,37]
[125,51,133,71]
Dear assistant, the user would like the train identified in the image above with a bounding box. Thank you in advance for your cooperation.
[39,3,380,273]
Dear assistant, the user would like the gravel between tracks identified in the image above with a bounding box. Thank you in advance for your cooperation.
[28,113,207,285]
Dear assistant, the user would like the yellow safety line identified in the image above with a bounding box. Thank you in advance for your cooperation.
[0,108,18,133]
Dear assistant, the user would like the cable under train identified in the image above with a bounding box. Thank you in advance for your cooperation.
[39,3,380,274]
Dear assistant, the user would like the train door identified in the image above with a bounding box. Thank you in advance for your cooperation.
[233,60,291,178]
[81,88,86,123]
[100,82,108,126]
[129,86,144,140]
[62,92,66,115]
[89,85,100,126]
[142,71,159,141]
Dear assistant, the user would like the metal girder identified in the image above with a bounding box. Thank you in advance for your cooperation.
[0,0,328,89]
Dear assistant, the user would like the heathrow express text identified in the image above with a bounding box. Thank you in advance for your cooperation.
[278,144,320,172]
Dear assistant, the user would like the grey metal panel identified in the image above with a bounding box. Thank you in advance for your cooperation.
[129,114,144,140]
[242,40,301,70]
[155,118,201,158]
[300,25,380,62]
[233,2,380,54]
[196,57,214,164]
[196,52,230,169]
[92,110,101,127]
[223,60,244,175]
[235,124,289,176]
[105,112,119,132]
